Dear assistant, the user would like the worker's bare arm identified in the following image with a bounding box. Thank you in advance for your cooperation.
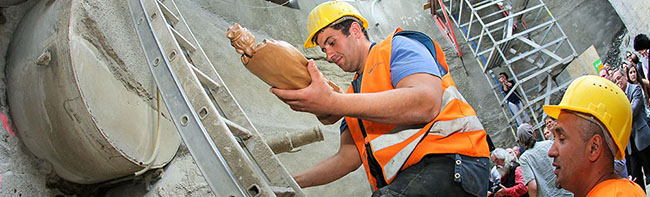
[272,62,443,125]
[292,128,361,188]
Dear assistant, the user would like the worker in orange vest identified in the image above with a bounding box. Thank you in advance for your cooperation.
[271,1,490,195]
[544,75,645,196]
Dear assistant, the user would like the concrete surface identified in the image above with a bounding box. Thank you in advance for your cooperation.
[608,0,650,37]
[607,0,649,69]
[0,0,633,196]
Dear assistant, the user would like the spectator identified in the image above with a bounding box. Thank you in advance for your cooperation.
[543,126,553,141]
[599,68,611,81]
[499,72,531,125]
[517,124,572,197]
[612,69,650,192]
[513,146,521,159]
[629,52,647,86]
[491,153,503,195]
[627,65,650,113]
[634,34,650,80]
[629,52,641,69]
[491,164,502,186]
[544,116,556,132]
[545,75,644,196]
[490,148,528,197]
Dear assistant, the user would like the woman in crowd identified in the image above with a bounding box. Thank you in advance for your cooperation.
[627,65,650,110]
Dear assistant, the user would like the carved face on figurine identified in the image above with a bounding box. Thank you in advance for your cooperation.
[226,23,258,64]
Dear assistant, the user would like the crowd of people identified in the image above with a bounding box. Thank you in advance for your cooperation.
[592,33,650,192]
[488,117,574,197]
[488,34,650,197]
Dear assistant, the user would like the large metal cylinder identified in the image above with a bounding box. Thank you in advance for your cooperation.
[6,0,180,184]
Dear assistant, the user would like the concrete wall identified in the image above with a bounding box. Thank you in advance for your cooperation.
[608,0,650,36]
[608,0,649,68]
[545,0,624,59]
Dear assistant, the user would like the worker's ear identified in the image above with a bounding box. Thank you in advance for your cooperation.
[587,135,602,162]
[350,22,362,39]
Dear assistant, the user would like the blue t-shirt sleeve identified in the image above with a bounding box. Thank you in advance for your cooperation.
[340,36,441,134]
[340,118,348,134]
[390,36,442,87]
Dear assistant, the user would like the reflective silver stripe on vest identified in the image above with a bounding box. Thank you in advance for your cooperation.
[369,85,480,182]
[370,128,420,152]
[440,86,468,112]
[369,124,427,152]
[429,115,484,136]
[382,131,427,181]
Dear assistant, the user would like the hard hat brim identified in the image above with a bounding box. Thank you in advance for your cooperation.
[542,105,563,120]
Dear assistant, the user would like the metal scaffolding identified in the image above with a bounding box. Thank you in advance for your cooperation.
[433,0,589,138]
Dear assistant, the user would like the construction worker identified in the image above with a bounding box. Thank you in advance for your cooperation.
[544,75,645,196]
[271,1,490,195]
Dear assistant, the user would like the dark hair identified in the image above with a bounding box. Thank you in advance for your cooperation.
[630,53,640,64]
[634,34,650,51]
[499,72,509,78]
[312,19,369,46]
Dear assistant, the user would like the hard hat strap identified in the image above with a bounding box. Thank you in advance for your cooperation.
[569,111,618,159]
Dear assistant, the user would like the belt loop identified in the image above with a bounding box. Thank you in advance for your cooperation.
[453,154,462,183]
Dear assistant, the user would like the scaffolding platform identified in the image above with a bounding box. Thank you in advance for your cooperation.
[433,0,589,139]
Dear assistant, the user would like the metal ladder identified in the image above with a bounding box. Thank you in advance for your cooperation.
[127,0,305,196]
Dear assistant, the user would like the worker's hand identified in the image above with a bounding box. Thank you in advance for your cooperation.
[271,60,340,116]
[494,184,507,197]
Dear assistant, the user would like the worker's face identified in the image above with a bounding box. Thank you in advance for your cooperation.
[548,112,590,192]
[317,23,364,73]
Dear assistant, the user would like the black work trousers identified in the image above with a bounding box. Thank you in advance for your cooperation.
[371,154,489,197]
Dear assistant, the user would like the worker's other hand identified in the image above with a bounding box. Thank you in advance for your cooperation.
[271,60,339,116]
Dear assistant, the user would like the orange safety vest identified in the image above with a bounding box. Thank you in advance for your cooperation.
[586,179,645,197]
[344,28,490,190]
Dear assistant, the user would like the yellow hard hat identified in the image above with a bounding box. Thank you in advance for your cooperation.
[543,75,632,160]
[304,1,368,48]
